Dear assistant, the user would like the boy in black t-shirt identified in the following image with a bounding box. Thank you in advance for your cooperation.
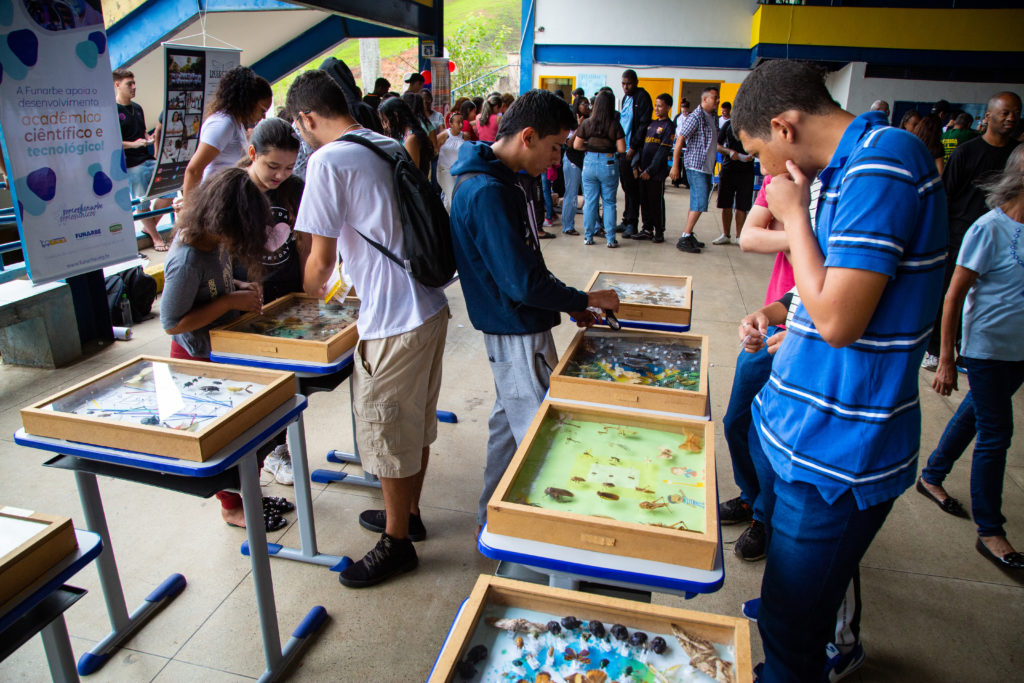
[632,93,675,242]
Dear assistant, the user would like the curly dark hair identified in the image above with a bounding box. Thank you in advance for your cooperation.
[177,167,271,281]
[207,66,272,124]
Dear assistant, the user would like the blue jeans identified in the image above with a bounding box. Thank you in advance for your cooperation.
[686,168,712,212]
[583,152,618,244]
[752,426,894,682]
[921,357,1024,537]
[540,172,554,220]
[722,327,780,515]
[561,154,581,232]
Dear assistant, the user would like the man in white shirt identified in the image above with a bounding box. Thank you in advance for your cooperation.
[288,70,449,588]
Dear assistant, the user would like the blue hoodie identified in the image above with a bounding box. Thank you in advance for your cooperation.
[449,142,589,335]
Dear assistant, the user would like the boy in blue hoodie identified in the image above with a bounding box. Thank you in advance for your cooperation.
[449,89,620,526]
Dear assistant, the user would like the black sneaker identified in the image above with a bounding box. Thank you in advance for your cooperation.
[358,509,427,542]
[632,230,653,241]
[339,533,418,588]
[595,228,606,238]
[719,497,754,525]
[691,232,707,248]
[676,234,702,253]
[735,521,767,562]
[652,233,665,244]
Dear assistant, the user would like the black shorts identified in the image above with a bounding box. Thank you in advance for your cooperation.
[717,165,755,211]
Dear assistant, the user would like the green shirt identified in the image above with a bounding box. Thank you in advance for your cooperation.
[942,128,979,162]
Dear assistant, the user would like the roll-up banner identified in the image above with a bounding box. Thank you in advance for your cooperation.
[145,44,240,198]
[0,0,138,283]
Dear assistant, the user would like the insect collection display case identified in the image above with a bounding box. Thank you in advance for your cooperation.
[209,293,360,364]
[549,327,709,417]
[0,507,78,607]
[585,271,693,327]
[430,575,751,683]
[487,401,718,570]
[20,356,296,462]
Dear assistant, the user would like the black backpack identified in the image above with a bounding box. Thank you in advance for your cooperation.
[339,133,456,288]
[105,265,158,325]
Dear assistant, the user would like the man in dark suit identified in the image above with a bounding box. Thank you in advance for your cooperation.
[618,69,653,237]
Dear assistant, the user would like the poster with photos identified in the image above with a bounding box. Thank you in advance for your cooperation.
[145,45,239,197]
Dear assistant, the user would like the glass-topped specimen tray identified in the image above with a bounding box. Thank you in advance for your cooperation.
[430,575,752,683]
[551,327,709,417]
[210,293,360,364]
[20,356,296,462]
[585,271,692,326]
[488,401,718,570]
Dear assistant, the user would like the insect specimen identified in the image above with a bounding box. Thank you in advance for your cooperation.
[672,623,736,683]
[563,330,702,391]
[570,476,586,484]
[639,498,670,511]
[596,491,619,501]
[230,298,358,340]
[545,487,574,502]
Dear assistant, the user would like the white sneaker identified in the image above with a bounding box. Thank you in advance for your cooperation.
[712,233,731,245]
[921,352,939,371]
[730,236,741,246]
[542,219,553,228]
[262,445,294,486]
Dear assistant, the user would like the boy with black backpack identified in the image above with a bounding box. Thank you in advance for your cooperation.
[448,89,620,530]
[288,70,449,589]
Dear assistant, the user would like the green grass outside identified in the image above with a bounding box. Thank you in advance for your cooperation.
[271,0,519,102]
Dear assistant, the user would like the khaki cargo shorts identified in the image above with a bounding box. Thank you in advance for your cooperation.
[351,306,449,478]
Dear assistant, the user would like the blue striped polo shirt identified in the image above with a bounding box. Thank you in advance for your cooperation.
[752,111,948,510]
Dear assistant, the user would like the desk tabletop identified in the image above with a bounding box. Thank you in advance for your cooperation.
[478,525,724,596]
[14,395,307,477]
[0,529,102,632]
[209,349,354,376]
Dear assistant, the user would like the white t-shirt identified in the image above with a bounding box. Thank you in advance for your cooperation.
[437,132,465,171]
[294,129,447,340]
[199,111,247,183]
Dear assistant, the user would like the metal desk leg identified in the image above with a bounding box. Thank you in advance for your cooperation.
[242,414,351,572]
[39,615,78,683]
[72,471,186,675]
[238,453,326,682]
[312,380,381,489]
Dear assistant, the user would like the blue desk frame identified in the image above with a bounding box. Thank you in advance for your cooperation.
[0,529,102,682]
[210,348,458,491]
[14,397,334,682]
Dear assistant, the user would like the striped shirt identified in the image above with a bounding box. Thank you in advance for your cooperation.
[676,108,717,172]
[753,111,948,509]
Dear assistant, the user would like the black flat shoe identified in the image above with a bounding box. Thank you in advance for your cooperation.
[916,479,969,518]
[976,537,1024,570]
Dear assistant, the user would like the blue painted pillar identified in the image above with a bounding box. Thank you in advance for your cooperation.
[417,0,443,75]
[519,0,535,95]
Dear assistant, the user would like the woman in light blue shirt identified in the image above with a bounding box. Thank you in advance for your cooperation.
[921,145,1024,571]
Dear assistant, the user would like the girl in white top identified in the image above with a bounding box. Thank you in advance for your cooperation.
[182,66,272,201]
[435,112,465,210]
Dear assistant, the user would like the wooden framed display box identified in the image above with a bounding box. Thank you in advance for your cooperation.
[430,575,752,683]
[488,401,718,570]
[550,327,709,417]
[0,507,77,607]
[21,356,296,462]
[585,270,692,326]
[209,293,360,364]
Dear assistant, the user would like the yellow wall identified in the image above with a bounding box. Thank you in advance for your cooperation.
[751,6,1024,53]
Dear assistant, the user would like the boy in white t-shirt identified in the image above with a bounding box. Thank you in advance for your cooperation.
[288,70,449,589]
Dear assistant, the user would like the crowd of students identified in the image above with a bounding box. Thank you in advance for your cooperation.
[114,56,1022,680]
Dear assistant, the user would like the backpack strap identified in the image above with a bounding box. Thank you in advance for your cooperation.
[452,171,482,197]
[334,133,412,274]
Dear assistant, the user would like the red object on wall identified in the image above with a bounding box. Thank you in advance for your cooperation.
[421,70,432,85]
[448,61,457,74]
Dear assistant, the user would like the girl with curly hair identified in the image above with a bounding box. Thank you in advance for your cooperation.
[161,167,295,530]
[182,66,272,199]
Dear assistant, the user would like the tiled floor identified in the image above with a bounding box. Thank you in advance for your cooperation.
[1,183,1021,682]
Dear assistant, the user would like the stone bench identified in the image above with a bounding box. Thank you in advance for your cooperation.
[0,278,82,368]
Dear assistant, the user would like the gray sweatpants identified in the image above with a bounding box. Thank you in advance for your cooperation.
[478,330,558,523]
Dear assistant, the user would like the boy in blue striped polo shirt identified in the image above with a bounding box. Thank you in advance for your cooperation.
[733,61,947,682]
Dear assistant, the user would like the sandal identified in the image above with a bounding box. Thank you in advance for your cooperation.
[153,242,169,252]
[225,508,288,533]
[263,496,295,514]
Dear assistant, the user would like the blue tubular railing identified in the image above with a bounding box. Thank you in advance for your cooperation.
[0,199,174,273]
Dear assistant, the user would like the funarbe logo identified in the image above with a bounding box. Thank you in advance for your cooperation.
[74,228,102,240]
